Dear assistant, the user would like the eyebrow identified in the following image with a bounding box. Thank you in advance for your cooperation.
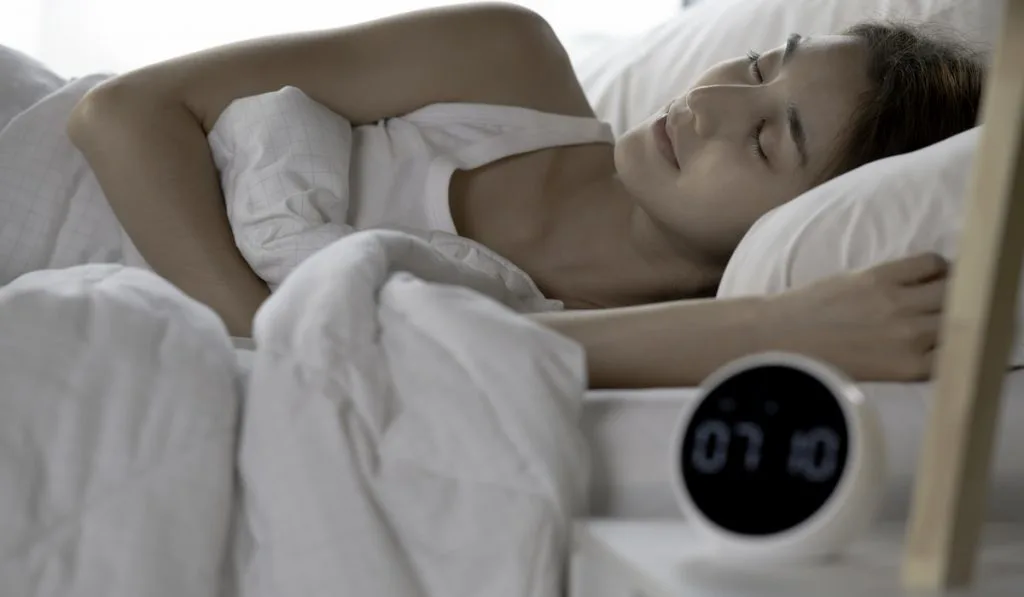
[781,33,809,167]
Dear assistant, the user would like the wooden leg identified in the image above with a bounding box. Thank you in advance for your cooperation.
[901,0,1024,591]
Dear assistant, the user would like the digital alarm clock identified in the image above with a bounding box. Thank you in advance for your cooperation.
[670,352,886,563]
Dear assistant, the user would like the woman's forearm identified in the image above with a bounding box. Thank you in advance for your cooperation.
[532,296,780,389]
[68,94,269,337]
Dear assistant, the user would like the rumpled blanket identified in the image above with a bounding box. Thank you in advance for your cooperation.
[0,229,590,597]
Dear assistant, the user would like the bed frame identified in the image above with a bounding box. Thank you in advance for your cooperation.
[901,0,1024,590]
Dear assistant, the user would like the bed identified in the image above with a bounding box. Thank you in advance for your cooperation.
[1,0,1019,595]
[234,343,1024,523]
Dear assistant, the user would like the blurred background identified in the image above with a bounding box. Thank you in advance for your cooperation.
[1,0,691,77]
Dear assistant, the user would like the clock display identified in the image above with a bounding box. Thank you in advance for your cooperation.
[680,364,850,536]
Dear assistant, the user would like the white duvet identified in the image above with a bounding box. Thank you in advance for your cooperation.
[0,229,590,597]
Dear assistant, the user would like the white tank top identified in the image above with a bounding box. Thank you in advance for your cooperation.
[208,86,615,306]
[351,101,615,235]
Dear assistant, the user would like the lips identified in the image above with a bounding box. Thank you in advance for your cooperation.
[652,113,680,169]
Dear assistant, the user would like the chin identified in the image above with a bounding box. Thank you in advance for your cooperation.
[614,124,677,202]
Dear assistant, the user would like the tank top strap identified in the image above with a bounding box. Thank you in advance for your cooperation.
[402,102,615,170]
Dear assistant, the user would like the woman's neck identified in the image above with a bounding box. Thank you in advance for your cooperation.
[523,167,725,308]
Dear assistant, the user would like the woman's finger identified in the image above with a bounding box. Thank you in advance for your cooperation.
[871,253,949,285]
[900,276,948,313]
[912,315,942,352]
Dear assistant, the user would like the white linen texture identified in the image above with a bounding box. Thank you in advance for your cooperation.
[0,229,591,597]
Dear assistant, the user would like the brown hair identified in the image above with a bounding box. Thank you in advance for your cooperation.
[820,21,986,183]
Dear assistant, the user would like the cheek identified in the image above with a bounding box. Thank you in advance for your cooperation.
[618,137,804,250]
[677,146,748,209]
[614,124,675,196]
[677,154,787,235]
[683,143,798,211]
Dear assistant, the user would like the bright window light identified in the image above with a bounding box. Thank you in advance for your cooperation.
[4,0,680,76]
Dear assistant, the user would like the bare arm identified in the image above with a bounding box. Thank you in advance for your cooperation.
[67,3,591,336]
[532,296,775,388]
[536,253,949,388]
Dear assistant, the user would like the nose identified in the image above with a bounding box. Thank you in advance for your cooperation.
[684,84,762,139]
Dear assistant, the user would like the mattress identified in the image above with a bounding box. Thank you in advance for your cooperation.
[582,373,1024,522]
[233,341,1024,522]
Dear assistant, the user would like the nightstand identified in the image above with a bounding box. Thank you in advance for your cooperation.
[570,520,1024,597]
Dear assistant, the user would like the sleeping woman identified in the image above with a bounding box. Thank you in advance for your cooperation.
[65,3,985,388]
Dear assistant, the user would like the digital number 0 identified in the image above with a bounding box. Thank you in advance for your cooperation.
[787,427,841,482]
[691,420,731,474]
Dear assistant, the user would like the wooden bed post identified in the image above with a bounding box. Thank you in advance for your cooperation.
[901,0,1024,590]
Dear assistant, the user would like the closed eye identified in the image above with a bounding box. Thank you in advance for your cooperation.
[751,119,768,163]
[746,50,764,83]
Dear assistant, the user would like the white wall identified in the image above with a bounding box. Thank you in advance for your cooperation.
[3,0,680,76]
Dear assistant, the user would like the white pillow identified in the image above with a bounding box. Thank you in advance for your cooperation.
[575,0,1002,135]
[716,128,1024,366]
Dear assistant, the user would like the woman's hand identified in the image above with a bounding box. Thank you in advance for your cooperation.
[769,253,949,381]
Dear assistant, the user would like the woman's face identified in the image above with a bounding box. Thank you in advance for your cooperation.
[615,34,871,261]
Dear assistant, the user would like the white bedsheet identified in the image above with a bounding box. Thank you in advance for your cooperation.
[0,45,64,133]
[0,229,590,597]
[236,334,1024,525]
[0,74,149,284]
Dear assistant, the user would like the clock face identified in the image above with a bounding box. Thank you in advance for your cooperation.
[680,365,850,536]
